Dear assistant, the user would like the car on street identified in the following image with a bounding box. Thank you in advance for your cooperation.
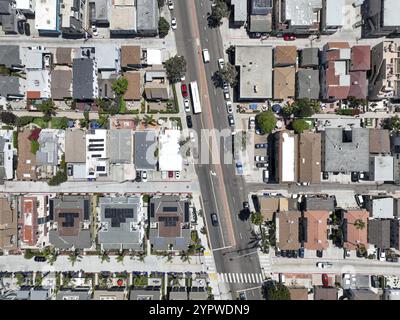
[218,58,224,70]
[171,17,177,29]
[235,161,243,175]
[186,115,193,128]
[211,213,218,226]
[168,0,174,10]
[17,20,24,34]
[283,34,296,41]
[141,170,148,182]
[243,201,249,209]
[44,54,51,68]
[202,49,210,63]
[189,131,195,142]
[226,101,233,114]
[249,116,256,129]
[168,171,174,178]
[223,81,229,92]
[224,91,230,100]
[355,194,365,207]
[135,171,141,182]
[280,250,287,258]
[175,171,180,179]
[322,171,329,180]
[67,164,73,176]
[24,22,30,36]
[316,262,332,269]
[34,256,46,262]
[316,250,323,258]
[228,114,235,127]
[378,248,386,261]
[286,250,293,258]
[298,247,304,258]
[301,182,310,186]
[91,25,98,36]
[161,171,167,179]
[184,99,190,112]
[255,156,267,162]
[256,163,268,168]
[255,128,265,135]
[255,143,267,149]
[343,273,351,287]
[181,83,188,98]
[351,171,359,182]
[238,292,247,300]
[322,274,329,287]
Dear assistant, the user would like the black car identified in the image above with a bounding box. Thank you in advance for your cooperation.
[135,171,142,182]
[275,249,281,257]
[351,171,359,182]
[292,250,298,258]
[256,162,268,168]
[67,164,73,176]
[228,114,235,127]
[24,22,30,36]
[255,143,268,149]
[322,172,329,180]
[238,292,247,300]
[186,115,193,128]
[286,250,293,258]
[280,250,287,257]
[243,201,249,209]
[298,247,304,258]
[34,256,46,262]
[17,21,25,34]
[316,250,323,258]
[211,213,218,226]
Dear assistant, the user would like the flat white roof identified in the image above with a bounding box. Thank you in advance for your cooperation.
[86,129,108,179]
[281,132,295,182]
[15,0,32,10]
[147,49,162,65]
[372,197,394,219]
[384,0,400,27]
[325,0,344,27]
[26,70,51,98]
[372,155,394,182]
[35,0,58,31]
[159,129,183,172]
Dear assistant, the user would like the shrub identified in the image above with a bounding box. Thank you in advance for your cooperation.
[16,116,33,127]
[256,111,276,134]
[31,140,39,154]
[292,119,310,133]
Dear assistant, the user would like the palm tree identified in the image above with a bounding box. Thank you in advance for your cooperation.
[137,251,146,262]
[68,250,81,266]
[143,115,156,127]
[179,250,191,264]
[133,115,141,126]
[98,251,110,263]
[354,219,366,230]
[116,252,125,264]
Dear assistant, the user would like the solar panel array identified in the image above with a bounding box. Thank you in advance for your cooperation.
[158,216,179,227]
[104,207,134,228]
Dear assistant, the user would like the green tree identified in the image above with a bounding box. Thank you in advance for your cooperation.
[251,212,264,225]
[51,117,69,129]
[31,140,40,154]
[0,111,17,125]
[38,99,56,120]
[143,114,156,127]
[385,115,400,133]
[137,251,146,262]
[68,250,81,266]
[158,17,170,38]
[281,104,294,118]
[215,62,238,86]
[208,0,229,27]
[164,55,187,83]
[133,115,141,126]
[292,98,316,118]
[255,111,276,134]
[292,119,310,133]
[112,77,129,96]
[99,251,110,263]
[116,252,125,264]
[354,219,366,230]
[226,45,235,58]
[179,250,191,263]
[264,282,291,300]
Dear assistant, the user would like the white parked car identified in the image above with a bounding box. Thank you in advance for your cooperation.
[316,262,333,269]
[218,58,224,70]
[161,171,167,179]
[343,273,351,287]
[44,55,51,68]
[168,0,174,10]
[255,156,267,162]
[202,49,210,63]
[379,249,386,261]
[224,91,230,100]
[184,99,190,112]
[249,116,255,129]
[226,101,233,114]
[142,170,148,182]
[91,25,98,36]
[175,171,180,179]
[189,131,195,142]
[171,17,177,30]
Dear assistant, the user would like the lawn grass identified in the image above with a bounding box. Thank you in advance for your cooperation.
[33,117,48,128]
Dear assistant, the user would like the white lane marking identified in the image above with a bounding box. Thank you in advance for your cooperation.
[255,274,260,283]
[243,274,248,283]
[240,273,244,282]
[239,232,243,240]
[224,273,229,282]
[251,273,255,283]
[232,197,236,204]
[228,273,232,282]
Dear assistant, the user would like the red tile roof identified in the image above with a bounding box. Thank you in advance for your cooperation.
[350,45,371,71]
[21,197,38,246]
[304,211,329,250]
[343,210,368,250]
[27,91,41,99]
[349,71,368,99]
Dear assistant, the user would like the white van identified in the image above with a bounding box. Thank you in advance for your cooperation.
[202,49,210,63]
[279,273,286,284]
[263,170,269,182]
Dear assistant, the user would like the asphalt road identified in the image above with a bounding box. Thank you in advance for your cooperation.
[173,0,263,299]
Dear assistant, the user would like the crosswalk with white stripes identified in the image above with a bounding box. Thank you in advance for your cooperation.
[217,272,266,284]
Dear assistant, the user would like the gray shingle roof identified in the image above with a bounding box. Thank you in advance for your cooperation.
[136,0,159,35]
[73,58,95,100]
[300,48,319,67]
[368,219,391,249]
[297,69,320,99]
[134,131,157,170]
[109,129,132,164]
[0,75,21,98]
[0,45,20,68]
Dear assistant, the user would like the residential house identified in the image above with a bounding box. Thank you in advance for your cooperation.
[0,131,15,184]
[362,0,400,38]
[231,0,247,27]
[299,48,319,69]
[60,0,88,37]
[149,196,191,251]
[136,0,158,36]
[368,219,391,249]
[98,196,144,251]
[390,219,400,250]
[189,287,208,300]
[16,129,37,181]
[346,289,381,300]
[124,71,141,101]
[159,129,183,173]
[259,197,279,221]
[275,211,301,251]
[298,132,321,183]
[55,47,72,66]
[15,0,35,15]
[289,287,309,300]
[304,197,335,212]
[275,0,322,35]
[322,128,370,173]
[348,45,370,100]
[274,46,297,67]
[121,45,142,70]
[24,49,51,100]
[129,286,161,300]
[296,69,320,99]
[370,129,391,154]
[34,0,60,35]
[85,129,109,179]
[0,197,17,252]
[274,131,298,183]
[235,45,273,100]
[144,67,170,100]
[342,210,369,250]
[302,211,329,251]
[248,0,273,34]
[134,131,157,171]
[169,287,187,300]
[65,129,86,180]
[273,67,295,100]
[48,195,92,250]
[72,58,98,100]
[0,45,22,69]
[93,289,126,300]
[368,41,400,100]
[51,69,73,100]
[0,75,23,99]
[320,42,351,101]
[369,197,394,219]
[108,129,135,181]
[56,288,91,300]
[36,129,65,179]
[89,0,110,27]
[94,44,121,78]
[30,288,50,300]
[369,155,394,182]
[109,0,136,36]
[321,0,345,34]
[313,286,338,300]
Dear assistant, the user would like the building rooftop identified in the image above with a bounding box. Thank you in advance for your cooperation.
[0,75,21,98]
[289,287,309,300]
[384,0,400,27]
[65,129,86,163]
[109,129,132,164]
[231,0,247,22]
[298,132,321,183]
[297,69,320,99]
[368,219,391,249]
[129,286,161,300]
[303,211,329,250]
[274,46,297,67]
[0,45,20,68]
[259,197,279,221]
[93,290,126,300]
[134,131,157,170]
[343,210,369,250]
[304,197,335,212]
[56,288,91,300]
[0,197,17,252]
[370,155,394,182]
[277,131,297,182]
[348,71,368,99]
[16,129,37,181]
[136,0,159,34]
[235,45,272,99]
[324,0,344,27]
[284,0,322,26]
[371,197,394,219]
[370,129,390,154]
[49,196,91,249]
[276,211,301,250]
[73,58,96,100]
[314,286,338,300]
[251,0,272,15]
[20,196,39,247]
[124,72,141,100]
[55,48,72,65]
[159,129,183,172]
[273,67,295,100]
[35,0,59,31]
[110,0,136,31]
[121,46,141,67]
[300,48,319,68]
[36,129,62,166]
[323,128,370,172]
[51,69,72,100]
[351,45,371,71]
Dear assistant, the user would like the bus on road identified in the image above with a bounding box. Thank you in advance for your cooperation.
[190,81,202,114]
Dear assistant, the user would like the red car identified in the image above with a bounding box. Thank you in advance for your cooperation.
[322,274,329,287]
[283,34,296,41]
[168,171,174,178]
[181,83,188,98]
